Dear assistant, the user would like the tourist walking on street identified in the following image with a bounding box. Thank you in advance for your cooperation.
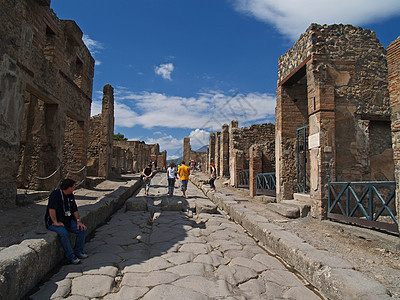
[177,160,190,198]
[167,162,178,196]
[209,162,217,192]
[45,179,88,264]
[142,163,153,196]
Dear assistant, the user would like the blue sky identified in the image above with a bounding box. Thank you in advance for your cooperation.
[50,0,400,159]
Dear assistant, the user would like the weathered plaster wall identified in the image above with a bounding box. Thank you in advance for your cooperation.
[0,0,94,207]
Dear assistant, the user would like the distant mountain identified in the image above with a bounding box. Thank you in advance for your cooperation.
[195,145,207,152]
[166,145,207,165]
[167,157,182,165]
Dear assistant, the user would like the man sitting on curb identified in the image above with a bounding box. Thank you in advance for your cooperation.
[44,179,88,264]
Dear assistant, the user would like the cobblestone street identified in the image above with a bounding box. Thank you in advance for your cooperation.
[30,173,322,299]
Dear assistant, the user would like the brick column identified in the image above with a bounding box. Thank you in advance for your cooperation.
[99,84,114,178]
[229,120,239,185]
[215,132,221,176]
[307,59,336,219]
[220,124,229,177]
[208,133,216,173]
[250,145,262,197]
[388,37,400,233]
[183,137,191,163]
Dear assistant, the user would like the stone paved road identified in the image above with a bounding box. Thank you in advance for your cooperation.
[30,173,323,299]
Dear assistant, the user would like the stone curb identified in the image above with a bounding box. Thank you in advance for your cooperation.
[190,175,391,300]
[0,178,143,300]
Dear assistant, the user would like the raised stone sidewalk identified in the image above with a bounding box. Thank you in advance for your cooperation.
[190,174,392,300]
[0,175,143,300]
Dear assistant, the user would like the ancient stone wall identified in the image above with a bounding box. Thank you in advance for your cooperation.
[181,137,207,167]
[87,85,114,178]
[276,23,392,218]
[215,132,221,176]
[113,140,164,173]
[0,0,94,208]
[388,36,400,232]
[229,121,275,186]
[220,124,230,177]
[249,141,276,196]
[183,137,191,164]
[208,133,216,173]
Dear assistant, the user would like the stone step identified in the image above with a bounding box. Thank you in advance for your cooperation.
[266,199,311,218]
[266,202,300,218]
[281,200,311,218]
[293,193,311,202]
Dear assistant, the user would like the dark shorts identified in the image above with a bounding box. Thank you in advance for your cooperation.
[180,180,188,191]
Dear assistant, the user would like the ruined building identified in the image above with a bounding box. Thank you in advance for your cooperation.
[276,24,393,218]
[229,121,275,188]
[88,84,167,178]
[206,121,275,195]
[0,0,94,208]
[388,36,400,232]
[87,85,114,178]
[182,137,207,166]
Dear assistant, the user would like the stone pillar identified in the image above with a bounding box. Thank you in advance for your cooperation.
[220,124,229,177]
[183,137,191,164]
[206,147,210,173]
[307,60,336,219]
[388,36,400,233]
[98,84,114,178]
[215,132,221,176]
[275,84,301,202]
[250,145,262,197]
[208,133,216,173]
[229,120,239,185]
[232,150,245,188]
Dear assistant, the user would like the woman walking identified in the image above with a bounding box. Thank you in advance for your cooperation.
[209,162,216,192]
[167,162,177,196]
[142,163,153,196]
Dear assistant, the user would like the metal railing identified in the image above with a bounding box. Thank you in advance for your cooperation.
[257,172,276,190]
[256,172,276,196]
[328,181,398,233]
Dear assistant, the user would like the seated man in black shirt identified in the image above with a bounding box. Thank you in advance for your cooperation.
[45,179,88,264]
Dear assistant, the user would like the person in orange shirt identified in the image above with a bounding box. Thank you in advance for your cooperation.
[177,161,190,198]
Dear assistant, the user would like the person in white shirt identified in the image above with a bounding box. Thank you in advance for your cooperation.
[167,162,178,196]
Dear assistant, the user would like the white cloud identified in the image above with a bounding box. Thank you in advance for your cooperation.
[95,60,102,66]
[132,134,182,158]
[112,88,276,130]
[230,0,400,40]
[189,129,210,149]
[82,34,104,55]
[90,99,102,116]
[154,63,174,80]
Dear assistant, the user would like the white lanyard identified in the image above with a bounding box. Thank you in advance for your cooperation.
[60,189,71,213]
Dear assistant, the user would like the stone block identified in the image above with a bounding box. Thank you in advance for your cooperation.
[161,198,183,211]
[195,199,217,214]
[266,202,300,218]
[126,197,147,211]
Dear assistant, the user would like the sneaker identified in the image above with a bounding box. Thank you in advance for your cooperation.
[76,252,88,259]
[70,257,81,264]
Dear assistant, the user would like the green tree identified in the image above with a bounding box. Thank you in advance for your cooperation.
[113,132,128,141]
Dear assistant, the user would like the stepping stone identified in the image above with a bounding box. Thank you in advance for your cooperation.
[162,198,183,211]
[126,197,147,211]
[196,199,217,214]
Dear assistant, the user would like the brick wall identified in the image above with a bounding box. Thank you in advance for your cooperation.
[229,122,275,187]
[276,24,392,218]
[388,36,400,232]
